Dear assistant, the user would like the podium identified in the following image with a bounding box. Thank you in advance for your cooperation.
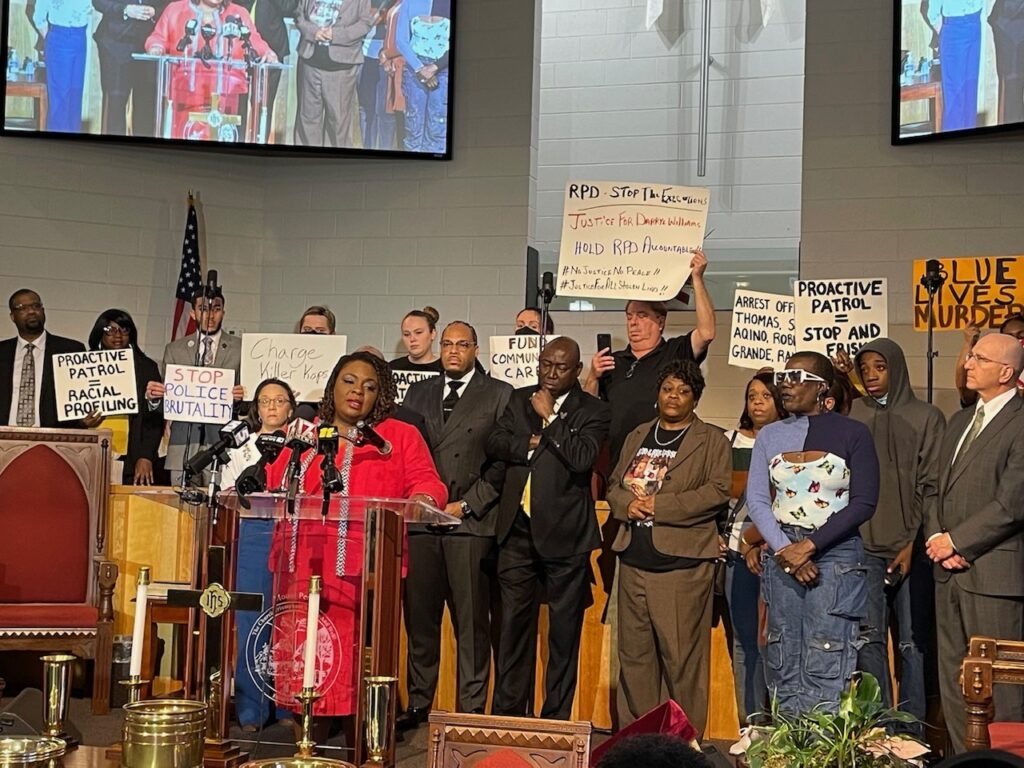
[131,54,291,143]
[124,488,457,768]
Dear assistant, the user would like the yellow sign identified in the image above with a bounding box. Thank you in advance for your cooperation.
[198,583,231,618]
[913,256,1024,331]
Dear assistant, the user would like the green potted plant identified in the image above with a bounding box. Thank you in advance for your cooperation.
[743,673,930,768]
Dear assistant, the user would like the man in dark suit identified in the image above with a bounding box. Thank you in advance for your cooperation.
[0,289,86,428]
[400,321,513,728]
[486,336,610,720]
[925,332,1024,753]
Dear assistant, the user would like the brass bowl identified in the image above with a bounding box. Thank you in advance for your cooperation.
[240,759,356,768]
[0,737,66,766]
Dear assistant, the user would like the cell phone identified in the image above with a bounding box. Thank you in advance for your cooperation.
[884,565,904,587]
[597,333,612,353]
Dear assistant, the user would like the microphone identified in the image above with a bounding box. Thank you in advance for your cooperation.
[199,23,216,63]
[318,426,344,493]
[176,18,198,52]
[183,419,249,477]
[204,269,219,300]
[282,418,317,508]
[920,258,947,294]
[541,271,555,304]
[235,429,286,499]
[356,420,392,456]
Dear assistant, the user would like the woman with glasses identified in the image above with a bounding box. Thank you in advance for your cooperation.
[745,352,879,716]
[221,377,296,732]
[87,309,163,484]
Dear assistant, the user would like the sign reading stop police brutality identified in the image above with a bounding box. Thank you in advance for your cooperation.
[728,290,797,369]
[795,279,888,357]
[163,364,234,425]
[556,180,710,301]
[489,335,541,388]
[912,256,1024,331]
[241,333,348,403]
[53,349,138,420]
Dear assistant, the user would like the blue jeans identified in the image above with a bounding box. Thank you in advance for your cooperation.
[234,518,281,727]
[401,64,448,153]
[726,556,767,723]
[857,551,930,736]
[762,527,867,715]
[44,24,87,132]
[939,11,981,131]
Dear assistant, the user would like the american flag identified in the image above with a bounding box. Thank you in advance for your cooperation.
[172,195,202,340]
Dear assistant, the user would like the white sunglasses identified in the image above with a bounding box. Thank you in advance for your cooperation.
[773,369,827,386]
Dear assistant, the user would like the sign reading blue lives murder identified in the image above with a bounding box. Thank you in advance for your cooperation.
[53,349,138,420]
[163,364,235,425]
[794,279,888,357]
[728,290,797,369]
[556,180,710,300]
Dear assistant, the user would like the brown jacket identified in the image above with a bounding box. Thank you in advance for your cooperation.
[607,416,731,560]
[295,0,373,64]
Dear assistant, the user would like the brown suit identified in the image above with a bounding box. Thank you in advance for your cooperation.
[607,416,731,738]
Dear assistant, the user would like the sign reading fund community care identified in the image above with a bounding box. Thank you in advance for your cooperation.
[53,349,138,420]
[728,290,797,369]
[164,364,234,425]
[795,279,888,357]
[912,256,1024,331]
[241,333,348,403]
[556,181,710,301]
[489,335,541,388]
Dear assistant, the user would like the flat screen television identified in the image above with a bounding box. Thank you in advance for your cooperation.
[893,0,1023,144]
[1,0,453,157]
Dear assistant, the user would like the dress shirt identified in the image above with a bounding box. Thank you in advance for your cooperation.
[33,0,94,29]
[952,386,1018,459]
[442,367,476,401]
[927,0,984,27]
[8,331,46,427]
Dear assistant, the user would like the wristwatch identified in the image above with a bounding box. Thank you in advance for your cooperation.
[459,500,471,517]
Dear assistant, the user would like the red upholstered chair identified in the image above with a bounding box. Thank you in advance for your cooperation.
[427,712,592,768]
[0,427,118,715]
[961,636,1024,755]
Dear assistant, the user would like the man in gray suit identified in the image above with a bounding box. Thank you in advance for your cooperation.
[925,332,1024,753]
[400,320,512,728]
[145,289,244,485]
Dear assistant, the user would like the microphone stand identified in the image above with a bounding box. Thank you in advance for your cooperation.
[540,271,555,351]
[178,274,215,500]
[920,262,947,404]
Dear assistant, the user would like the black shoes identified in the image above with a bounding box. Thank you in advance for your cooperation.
[396,706,430,733]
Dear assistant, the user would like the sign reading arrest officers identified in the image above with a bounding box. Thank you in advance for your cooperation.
[728,290,796,370]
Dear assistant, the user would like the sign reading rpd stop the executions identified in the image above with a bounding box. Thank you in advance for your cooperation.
[163,364,234,425]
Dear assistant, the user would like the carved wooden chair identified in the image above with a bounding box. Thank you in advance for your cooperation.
[426,712,592,768]
[961,635,1024,755]
[0,427,119,715]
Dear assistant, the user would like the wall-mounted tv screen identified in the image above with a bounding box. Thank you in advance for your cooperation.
[2,0,452,156]
[893,0,1023,143]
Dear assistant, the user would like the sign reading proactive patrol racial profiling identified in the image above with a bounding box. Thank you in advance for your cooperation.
[393,370,441,404]
[241,333,348,403]
[489,335,540,388]
[53,349,138,420]
[912,256,1024,331]
[728,290,796,369]
[163,364,234,425]
[795,279,888,357]
[556,180,710,301]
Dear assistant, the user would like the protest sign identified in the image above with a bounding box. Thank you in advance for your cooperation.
[241,333,348,402]
[794,279,888,357]
[53,349,138,420]
[489,334,541,388]
[728,290,796,369]
[912,256,1024,331]
[393,369,441,404]
[164,364,234,425]
[556,180,710,301]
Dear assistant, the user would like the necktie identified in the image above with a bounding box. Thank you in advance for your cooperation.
[16,342,35,427]
[952,404,985,471]
[521,414,553,518]
[442,380,463,422]
[202,336,215,366]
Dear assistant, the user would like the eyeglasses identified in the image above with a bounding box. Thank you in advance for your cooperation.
[440,340,475,350]
[103,325,130,337]
[966,351,1010,367]
[12,302,42,312]
[773,369,827,386]
[258,396,289,406]
[300,327,330,335]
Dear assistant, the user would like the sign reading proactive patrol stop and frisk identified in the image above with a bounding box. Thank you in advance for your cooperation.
[489,335,540,388]
[556,180,710,301]
[795,279,888,357]
[53,349,138,420]
[163,364,234,425]
[728,290,796,369]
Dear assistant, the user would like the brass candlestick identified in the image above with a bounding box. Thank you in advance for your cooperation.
[295,687,322,758]
[238,688,356,768]
[40,654,77,748]
[119,674,148,704]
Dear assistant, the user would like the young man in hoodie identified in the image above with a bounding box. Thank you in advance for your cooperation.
[850,339,945,733]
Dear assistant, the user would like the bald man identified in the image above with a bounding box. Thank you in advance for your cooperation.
[486,336,610,720]
[925,332,1024,752]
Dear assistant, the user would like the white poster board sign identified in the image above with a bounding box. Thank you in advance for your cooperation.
[392,369,442,404]
[241,333,348,403]
[164,364,234,425]
[728,290,797,369]
[794,279,888,357]
[53,349,138,420]
[489,335,541,388]
[556,180,710,300]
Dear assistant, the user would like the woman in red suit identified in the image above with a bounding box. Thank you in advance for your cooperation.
[265,350,446,718]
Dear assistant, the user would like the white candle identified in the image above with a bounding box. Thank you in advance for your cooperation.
[302,576,322,690]
[129,567,151,678]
